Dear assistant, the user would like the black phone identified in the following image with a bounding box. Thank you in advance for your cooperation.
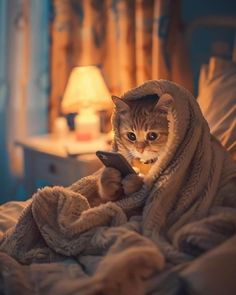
[96,151,136,177]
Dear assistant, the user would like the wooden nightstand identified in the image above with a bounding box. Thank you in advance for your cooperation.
[17,133,110,198]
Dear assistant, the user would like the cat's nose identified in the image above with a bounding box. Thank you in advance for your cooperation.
[136,143,145,153]
[136,147,145,153]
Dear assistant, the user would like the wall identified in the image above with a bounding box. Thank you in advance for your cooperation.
[182,0,236,95]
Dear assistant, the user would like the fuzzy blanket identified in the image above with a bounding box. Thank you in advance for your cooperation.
[0,80,236,295]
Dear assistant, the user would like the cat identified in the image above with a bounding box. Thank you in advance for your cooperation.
[98,93,171,202]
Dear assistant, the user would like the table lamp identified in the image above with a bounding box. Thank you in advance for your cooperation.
[61,66,112,140]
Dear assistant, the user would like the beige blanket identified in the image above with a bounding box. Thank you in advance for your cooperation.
[0,80,236,295]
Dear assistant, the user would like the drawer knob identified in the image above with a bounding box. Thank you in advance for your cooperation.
[49,163,57,174]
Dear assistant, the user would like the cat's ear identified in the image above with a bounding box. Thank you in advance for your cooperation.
[111,95,130,114]
[154,93,174,114]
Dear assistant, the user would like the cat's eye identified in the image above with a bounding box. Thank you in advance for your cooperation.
[127,132,136,141]
[146,132,159,141]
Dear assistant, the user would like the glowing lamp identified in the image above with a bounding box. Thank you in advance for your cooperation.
[61,66,112,140]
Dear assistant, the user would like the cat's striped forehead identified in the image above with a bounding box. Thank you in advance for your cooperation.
[120,111,167,132]
[118,100,168,132]
[112,94,169,135]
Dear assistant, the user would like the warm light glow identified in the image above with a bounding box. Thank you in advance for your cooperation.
[61,66,112,113]
[74,107,100,140]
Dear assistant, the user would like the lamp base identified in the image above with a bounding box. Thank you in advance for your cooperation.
[74,108,100,141]
[75,132,93,141]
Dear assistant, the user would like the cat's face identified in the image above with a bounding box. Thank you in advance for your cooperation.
[112,94,171,164]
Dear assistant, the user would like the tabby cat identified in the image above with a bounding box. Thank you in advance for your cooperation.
[98,93,171,202]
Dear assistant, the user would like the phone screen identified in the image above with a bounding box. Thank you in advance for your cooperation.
[96,151,136,177]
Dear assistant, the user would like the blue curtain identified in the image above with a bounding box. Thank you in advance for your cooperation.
[0,0,51,203]
[27,0,51,136]
[0,0,11,201]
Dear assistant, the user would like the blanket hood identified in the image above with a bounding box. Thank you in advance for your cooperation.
[112,79,206,180]
[112,80,236,237]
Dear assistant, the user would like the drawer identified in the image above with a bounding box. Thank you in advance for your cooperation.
[30,150,102,187]
[33,152,76,186]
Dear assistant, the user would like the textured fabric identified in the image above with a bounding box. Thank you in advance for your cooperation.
[0,80,236,294]
[179,235,236,295]
[0,200,31,237]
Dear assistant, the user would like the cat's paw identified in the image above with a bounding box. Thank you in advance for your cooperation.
[98,167,123,201]
[122,174,143,195]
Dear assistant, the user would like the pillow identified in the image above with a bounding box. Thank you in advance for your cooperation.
[197,57,236,160]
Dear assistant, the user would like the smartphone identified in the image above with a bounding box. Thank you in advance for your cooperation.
[96,151,136,177]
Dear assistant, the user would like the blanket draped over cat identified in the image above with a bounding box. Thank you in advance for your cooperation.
[0,80,236,294]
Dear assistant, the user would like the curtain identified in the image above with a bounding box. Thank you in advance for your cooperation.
[7,0,50,176]
[49,0,193,128]
[7,0,30,178]
[0,0,11,199]
[0,0,50,202]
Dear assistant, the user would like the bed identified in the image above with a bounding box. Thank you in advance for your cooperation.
[0,18,236,295]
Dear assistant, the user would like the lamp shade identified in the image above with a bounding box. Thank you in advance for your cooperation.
[61,66,112,113]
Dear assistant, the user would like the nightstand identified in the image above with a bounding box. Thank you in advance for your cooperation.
[17,133,110,197]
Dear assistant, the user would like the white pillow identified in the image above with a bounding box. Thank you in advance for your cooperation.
[197,57,236,160]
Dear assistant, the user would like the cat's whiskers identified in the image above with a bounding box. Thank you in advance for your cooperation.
[131,149,158,162]
[125,151,133,162]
